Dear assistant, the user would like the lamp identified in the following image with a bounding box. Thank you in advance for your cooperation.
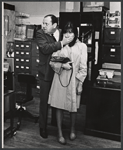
[4,15,9,36]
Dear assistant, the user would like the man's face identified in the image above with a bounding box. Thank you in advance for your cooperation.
[42,16,56,34]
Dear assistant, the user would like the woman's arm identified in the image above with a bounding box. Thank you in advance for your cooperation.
[50,46,72,73]
[76,43,88,83]
[76,43,88,95]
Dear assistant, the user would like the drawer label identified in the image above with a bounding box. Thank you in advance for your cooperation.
[110,48,115,52]
[21,52,24,55]
[21,66,24,69]
[26,52,29,55]
[26,59,29,62]
[16,66,19,68]
[36,85,40,89]
[21,59,24,62]
[26,66,29,69]
[110,31,115,34]
[16,52,19,54]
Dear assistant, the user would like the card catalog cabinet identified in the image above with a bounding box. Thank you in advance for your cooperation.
[31,42,40,97]
[14,41,40,96]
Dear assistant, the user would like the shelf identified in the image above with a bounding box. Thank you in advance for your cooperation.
[15,12,30,19]
[15,24,27,26]
[15,16,29,19]
[86,44,92,47]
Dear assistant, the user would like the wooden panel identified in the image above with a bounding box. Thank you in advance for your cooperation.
[59,12,81,29]
[85,86,121,141]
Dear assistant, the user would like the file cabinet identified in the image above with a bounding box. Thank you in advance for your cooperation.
[102,27,121,64]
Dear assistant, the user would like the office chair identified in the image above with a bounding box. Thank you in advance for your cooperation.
[15,73,39,129]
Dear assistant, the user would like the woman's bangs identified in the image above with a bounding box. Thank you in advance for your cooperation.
[65,28,73,33]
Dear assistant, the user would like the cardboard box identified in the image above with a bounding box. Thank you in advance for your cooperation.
[83,2,109,9]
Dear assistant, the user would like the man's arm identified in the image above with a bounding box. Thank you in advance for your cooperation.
[36,30,62,55]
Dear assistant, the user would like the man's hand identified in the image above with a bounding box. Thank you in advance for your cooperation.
[62,62,72,70]
[61,36,74,46]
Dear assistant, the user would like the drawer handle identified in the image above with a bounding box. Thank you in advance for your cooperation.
[110,55,115,57]
[36,59,39,63]
[36,46,39,49]
[36,91,40,94]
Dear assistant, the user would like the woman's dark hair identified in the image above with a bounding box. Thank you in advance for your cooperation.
[62,22,78,47]
[44,14,58,25]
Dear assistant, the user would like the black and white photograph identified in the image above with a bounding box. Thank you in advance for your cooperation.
[2,1,122,148]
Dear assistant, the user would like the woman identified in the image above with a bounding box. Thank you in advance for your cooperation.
[48,22,87,144]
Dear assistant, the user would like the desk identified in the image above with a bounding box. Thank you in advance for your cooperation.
[84,83,121,141]
[4,90,16,139]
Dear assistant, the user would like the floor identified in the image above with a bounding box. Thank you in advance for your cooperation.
[3,97,121,148]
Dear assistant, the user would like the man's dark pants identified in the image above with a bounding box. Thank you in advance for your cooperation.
[39,80,56,130]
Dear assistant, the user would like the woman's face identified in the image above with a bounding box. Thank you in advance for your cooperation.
[63,29,75,39]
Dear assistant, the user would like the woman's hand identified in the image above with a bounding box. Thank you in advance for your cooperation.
[62,62,72,70]
[76,81,83,95]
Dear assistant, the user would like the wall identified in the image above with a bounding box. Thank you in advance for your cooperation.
[110,2,121,27]
[110,2,121,13]
[3,1,121,57]
[5,2,121,25]
[60,1,80,12]
[6,2,60,25]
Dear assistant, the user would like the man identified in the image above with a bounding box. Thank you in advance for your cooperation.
[36,14,73,138]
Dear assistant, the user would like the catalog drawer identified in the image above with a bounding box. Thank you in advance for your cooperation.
[14,42,31,50]
[32,57,39,70]
[32,42,39,56]
[15,58,31,66]
[102,45,121,63]
[15,50,31,58]
[103,28,121,44]
[15,65,31,73]
[32,70,39,79]
[32,88,40,97]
